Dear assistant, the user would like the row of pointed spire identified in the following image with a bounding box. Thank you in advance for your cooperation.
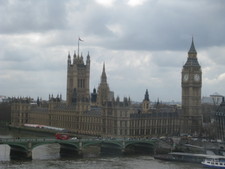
[10,97,33,103]
[67,38,197,106]
[49,94,62,100]
[68,50,90,65]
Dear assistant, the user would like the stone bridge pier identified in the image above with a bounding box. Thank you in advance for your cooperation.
[59,143,83,158]
[1,138,56,160]
[10,142,33,160]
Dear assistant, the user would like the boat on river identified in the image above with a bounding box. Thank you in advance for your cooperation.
[201,156,225,168]
[154,152,214,163]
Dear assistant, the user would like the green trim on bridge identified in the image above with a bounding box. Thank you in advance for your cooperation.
[0,138,156,151]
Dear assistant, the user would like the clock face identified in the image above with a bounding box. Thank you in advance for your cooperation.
[183,74,189,81]
[194,74,200,81]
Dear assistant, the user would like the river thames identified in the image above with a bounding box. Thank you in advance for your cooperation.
[0,128,204,169]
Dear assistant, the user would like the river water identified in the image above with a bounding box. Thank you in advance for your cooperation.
[0,128,204,169]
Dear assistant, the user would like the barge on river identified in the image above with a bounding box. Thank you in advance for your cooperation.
[154,152,216,163]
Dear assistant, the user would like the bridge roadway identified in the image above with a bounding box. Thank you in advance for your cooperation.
[0,138,156,160]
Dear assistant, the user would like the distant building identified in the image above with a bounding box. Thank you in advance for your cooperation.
[215,97,225,140]
[202,92,224,105]
[201,93,222,135]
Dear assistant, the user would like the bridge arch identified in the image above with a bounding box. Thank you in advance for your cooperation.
[124,140,155,147]
[82,140,102,149]
[32,143,60,159]
[0,138,157,159]
[124,140,155,155]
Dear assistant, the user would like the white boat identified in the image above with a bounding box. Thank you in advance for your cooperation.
[202,156,225,168]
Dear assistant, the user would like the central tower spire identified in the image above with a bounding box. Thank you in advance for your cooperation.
[97,63,111,106]
[101,62,107,83]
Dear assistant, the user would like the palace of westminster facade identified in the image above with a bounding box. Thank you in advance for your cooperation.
[11,39,202,138]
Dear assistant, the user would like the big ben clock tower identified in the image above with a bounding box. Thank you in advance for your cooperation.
[181,38,202,135]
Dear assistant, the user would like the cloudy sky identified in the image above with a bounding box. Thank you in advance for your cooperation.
[0,0,225,102]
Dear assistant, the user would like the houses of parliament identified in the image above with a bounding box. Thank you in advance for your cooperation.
[11,39,202,138]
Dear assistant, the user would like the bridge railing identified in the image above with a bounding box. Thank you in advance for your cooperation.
[0,137,157,143]
[0,138,56,143]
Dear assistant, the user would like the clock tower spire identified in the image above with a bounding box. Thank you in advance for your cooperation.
[181,38,202,135]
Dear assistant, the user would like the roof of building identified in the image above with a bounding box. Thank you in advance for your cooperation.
[215,97,225,115]
[188,38,197,54]
[184,38,200,68]
[183,57,200,67]
[202,94,223,105]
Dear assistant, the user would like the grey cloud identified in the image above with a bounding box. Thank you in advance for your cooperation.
[1,48,34,62]
[69,0,225,51]
[0,47,65,72]
[2,0,225,50]
[0,0,225,101]
[0,0,67,34]
[151,51,186,68]
[0,69,66,99]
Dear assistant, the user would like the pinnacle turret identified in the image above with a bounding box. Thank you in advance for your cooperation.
[67,52,71,65]
[86,51,90,65]
[101,63,107,83]
[73,51,76,61]
[144,89,149,101]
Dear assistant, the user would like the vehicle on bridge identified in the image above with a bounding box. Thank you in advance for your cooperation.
[24,124,66,132]
[55,133,70,140]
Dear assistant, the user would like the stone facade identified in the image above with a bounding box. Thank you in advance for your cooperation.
[11,40,201,138]
[66,51,90,107]
[181,39,202,135]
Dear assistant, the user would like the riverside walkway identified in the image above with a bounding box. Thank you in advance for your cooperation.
[0,137,156,160]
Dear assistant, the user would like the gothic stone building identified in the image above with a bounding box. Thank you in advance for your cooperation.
[181,39,202,135]
[130,90,181,137]
[11,39,202,138]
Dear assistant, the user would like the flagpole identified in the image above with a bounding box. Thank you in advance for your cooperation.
[78,37,83,57]
[78,37,80,57]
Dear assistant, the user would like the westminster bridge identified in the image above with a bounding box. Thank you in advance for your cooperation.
[0,138,157,160]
